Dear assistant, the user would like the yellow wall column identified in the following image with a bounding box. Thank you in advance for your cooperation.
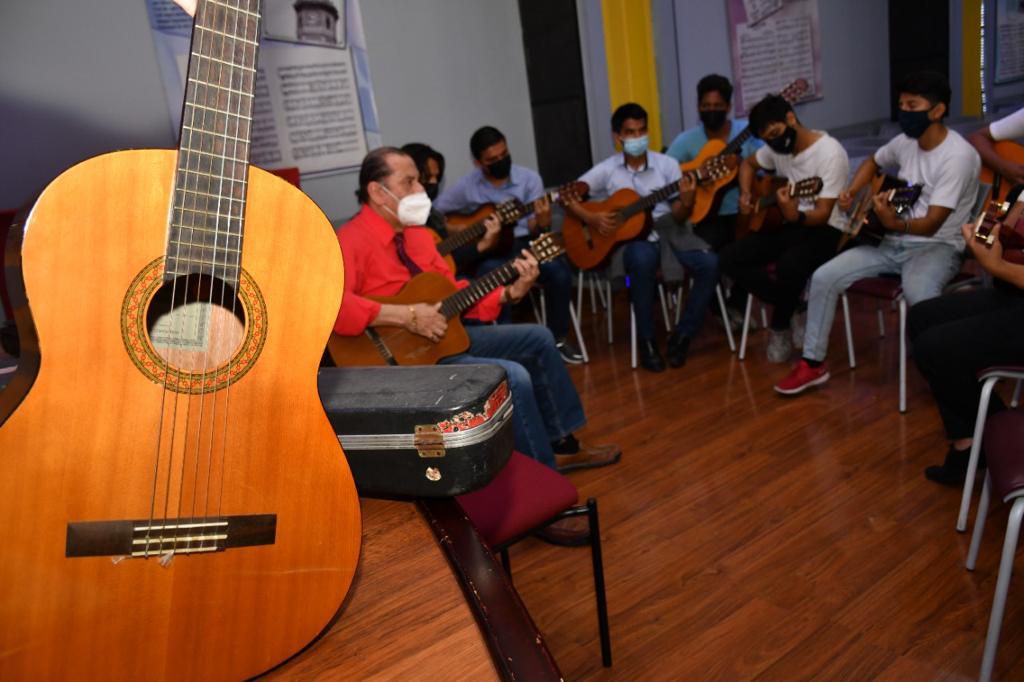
[962,0,982,117]
[601,0,663,150]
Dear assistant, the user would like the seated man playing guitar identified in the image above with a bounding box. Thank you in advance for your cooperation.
[334,147,620,475]
[909,186,1024,485]
[719,93,850,364]
[565,102,718,372]
[775,71,980,396]
[433,127,583,365]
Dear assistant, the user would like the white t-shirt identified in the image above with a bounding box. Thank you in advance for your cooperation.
[873,129,981,249]
[990,107,1024,141]
[755,132,849,231]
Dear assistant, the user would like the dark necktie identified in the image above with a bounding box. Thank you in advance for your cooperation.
[393,232,422,276]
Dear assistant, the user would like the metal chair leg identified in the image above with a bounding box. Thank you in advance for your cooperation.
[716,284,736,352]
[877,305,886,338]
[898,298,907,413]
[586,498,612,668]
[739,294,753,360]
[606,280,614,344]
[967,472,991,571]
[958,377,999,532]
[658,283,671,333]
[569,301,589,363]
[630,304,637,370]
[979,497,1024,682]
[841,293,856,369]
[1013,379,1023,408]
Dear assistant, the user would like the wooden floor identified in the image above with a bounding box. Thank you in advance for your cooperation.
[498,291,1024,681]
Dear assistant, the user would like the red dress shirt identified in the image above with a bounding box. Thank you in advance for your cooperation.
[334,204,504,336]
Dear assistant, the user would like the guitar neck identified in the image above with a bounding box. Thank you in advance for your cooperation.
[720,124,753,158]
[439,260,520,318]
[620,181,681,220]
[438,220,487,255]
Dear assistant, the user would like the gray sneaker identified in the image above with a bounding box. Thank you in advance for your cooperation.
[766,329,794,363]
[791,311,806,350]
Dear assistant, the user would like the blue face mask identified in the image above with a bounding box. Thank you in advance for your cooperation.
[622,135,649,157]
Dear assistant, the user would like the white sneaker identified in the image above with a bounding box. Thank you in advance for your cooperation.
[791,311,806,350]
[766,329,794,364]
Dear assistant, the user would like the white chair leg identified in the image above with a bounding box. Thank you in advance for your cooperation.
[979,497,1024,682]
[1013,379,1023,408]
[967,472,992,571]
[606,280,614,344]
[716,285,736,352]
[842,293,856,369]
[569,301,589,363]
[674,284,683,325]
[629,304,637,369]
[658,283,671,333]
[898,298,907,413]
[877,305,886,338]
[739,294,753,361]
[759,304,768,329]
[958,377,999,532]
[576,270,585,319]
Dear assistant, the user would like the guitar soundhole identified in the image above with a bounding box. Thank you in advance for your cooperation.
[145,273,246,372]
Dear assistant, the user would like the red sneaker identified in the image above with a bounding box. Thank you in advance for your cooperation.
[774,359,830,395]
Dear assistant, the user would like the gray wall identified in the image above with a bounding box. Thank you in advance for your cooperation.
[0,0,537,224]
[670,0,892,135]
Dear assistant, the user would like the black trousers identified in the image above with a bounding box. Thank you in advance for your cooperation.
[908,285,1024,440]
[719,223,842,330]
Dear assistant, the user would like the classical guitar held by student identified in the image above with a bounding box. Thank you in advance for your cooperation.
[973,188,1024,264]
[838,173,923,250]
[0,1,360,678]
[328,233,565,367]
[979,140,1024,202]
[735,175,824,235]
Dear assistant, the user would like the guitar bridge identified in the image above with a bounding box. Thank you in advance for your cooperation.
[65,514,276,558]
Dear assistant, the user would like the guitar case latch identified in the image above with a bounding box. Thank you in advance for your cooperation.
[414,425,446,458]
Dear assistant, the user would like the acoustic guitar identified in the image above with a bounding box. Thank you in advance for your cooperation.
[973,193,1024,264]
[0,1,360,679]
[735,175,824,235]
[979,140,1024,202]
[328,233,565,367]
[680,78,810,224]
[442,182,585,260]
[838,173,923,250]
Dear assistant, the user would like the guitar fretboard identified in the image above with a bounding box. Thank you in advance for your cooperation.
[167,0,263,289]
[438,190,563,256]
[619,181,681,221]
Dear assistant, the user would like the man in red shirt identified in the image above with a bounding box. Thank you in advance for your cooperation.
[335,148,621,476]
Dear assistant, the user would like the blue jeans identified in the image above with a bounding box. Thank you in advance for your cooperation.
[622,241,718,340]
[476,242,574,340]
[802,237,962,362]
[439,323,585,468]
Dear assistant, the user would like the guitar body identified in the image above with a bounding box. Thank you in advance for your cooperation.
[980,140,1024,202]
[680,137,737,223]
[562,188,649,270]
[446,203,514,256]
[328,272,470,367]
[0,150,361,680]
[735,175,786,236]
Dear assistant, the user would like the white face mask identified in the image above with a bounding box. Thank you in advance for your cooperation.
[380,185,432,226]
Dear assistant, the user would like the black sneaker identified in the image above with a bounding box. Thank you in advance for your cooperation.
[556,340,585,365]
[667,331,690,368]
[924,446,985,487]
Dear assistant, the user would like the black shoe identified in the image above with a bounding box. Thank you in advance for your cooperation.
[667,331,691,368]
[924,446,986,487]
[556,340,585,365]
[639,339,665,373]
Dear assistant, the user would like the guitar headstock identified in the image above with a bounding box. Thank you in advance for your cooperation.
[701,155,735,179]
[780,78,810,104]
[555,181,587,205]
[495,198,526,225]
[528,232,566,264]
[974,198,1011,245]
[792,177,824,198]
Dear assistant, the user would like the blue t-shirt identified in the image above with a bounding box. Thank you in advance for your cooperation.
[665,118,761,218]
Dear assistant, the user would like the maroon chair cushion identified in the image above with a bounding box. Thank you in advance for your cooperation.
[846,276,902,300]
[984,410,1024,500]
[457,451,579,547]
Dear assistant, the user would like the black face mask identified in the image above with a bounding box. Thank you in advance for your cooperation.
[699,110,728,131]
[486,155,512,180]
[424,182,440,200]
[898,108,934,139]
[764,126,797,154]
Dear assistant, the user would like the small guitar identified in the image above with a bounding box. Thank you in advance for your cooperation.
[443,182,586,259]
[680,78,811,224]
[735,175,824,235]
[328,233,565,367]
[973,193,1024,264]
[979,140,1024,202]
[838,173,923,250]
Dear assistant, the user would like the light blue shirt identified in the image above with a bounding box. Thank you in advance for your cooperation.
[665,118,761,218]
[578,151,682,222]
[434,164,544,238]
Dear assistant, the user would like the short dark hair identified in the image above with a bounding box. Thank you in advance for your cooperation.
[748,94,794,138]
[897,70,951,115]
[356,147,406,204]
[697,74,733,104]
[469,126,506,160]
[401,142,446,183]
[611,103,647,133]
